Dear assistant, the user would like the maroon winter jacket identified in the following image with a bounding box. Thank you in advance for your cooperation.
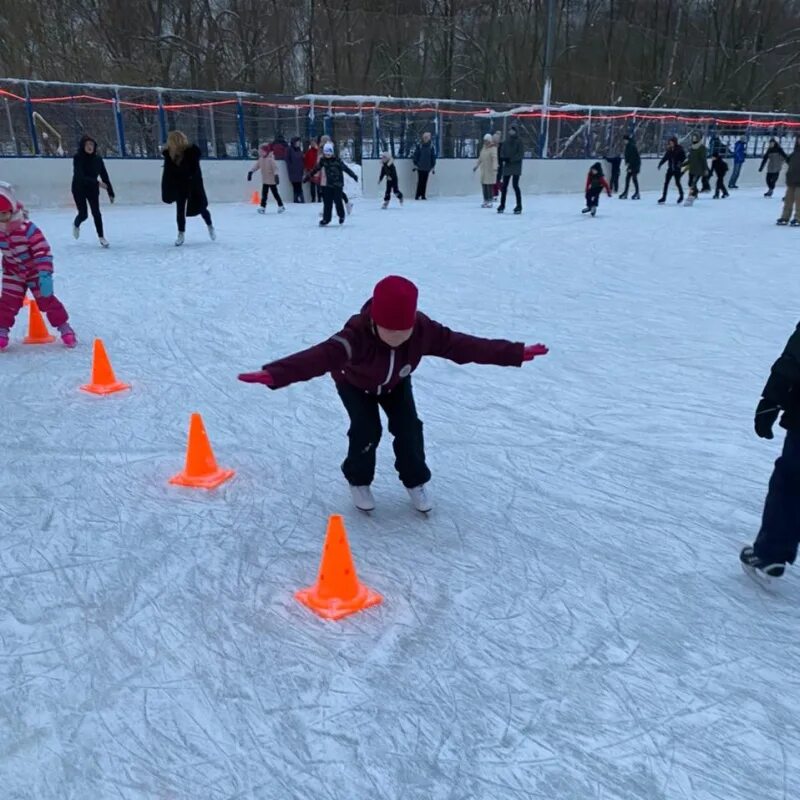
[263,301,525,394]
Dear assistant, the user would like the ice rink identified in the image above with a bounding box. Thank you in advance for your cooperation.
[2,186,799,799]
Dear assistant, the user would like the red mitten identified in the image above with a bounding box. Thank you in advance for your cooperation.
[522,344,549,362]
[238,370,274,386]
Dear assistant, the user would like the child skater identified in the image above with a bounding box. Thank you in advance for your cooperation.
[248,144,285,214]
[238,275,549,512]
[0,184,76,350]
[742,320,800,579]
[318,136,354,215]
[378,152,403,208]
[474,133,498,208]
[582,162,612,216]
[307,142,358,226]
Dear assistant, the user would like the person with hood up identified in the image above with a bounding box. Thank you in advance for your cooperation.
[497,125,524,214]
[776,136,800,226]
[304,139,321,203]
[316,136,354,215]
[742,319,800,578]
[237,275,549,513]
[306,141,359,226]
[0,183,76,351]
[286,137,306,203]
[729,135,747,189]
[657,136,686,204]
[618,133,641,199]
[474,133,499,207]
[582,162,612,216]
[71,134,114,247]
[161,130,215,246]
[759,137,789,197]
[412,132,437,200]
[686,133,709,196]
[378,152,403,208]
[248,144,285,214]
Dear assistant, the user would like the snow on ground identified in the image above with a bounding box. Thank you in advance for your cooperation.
[1,188,799,800]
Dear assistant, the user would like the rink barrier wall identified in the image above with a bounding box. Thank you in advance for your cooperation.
[0,157,768,208]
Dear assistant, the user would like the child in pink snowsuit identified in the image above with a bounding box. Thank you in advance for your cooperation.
[0,184,75,350]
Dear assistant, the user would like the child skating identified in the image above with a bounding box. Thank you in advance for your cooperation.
[248,144,285,214]
[307,142,358,226]
[0,184,76,350]
[742,321,800,579]
[582,162,612,216]
[238,275,548,513]
[378,152,403,208]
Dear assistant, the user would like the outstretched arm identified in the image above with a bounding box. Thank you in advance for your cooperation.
[423,316,533,367]
[238,332,353,389]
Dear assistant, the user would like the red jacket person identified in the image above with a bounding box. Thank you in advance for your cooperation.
[238,275,548,513]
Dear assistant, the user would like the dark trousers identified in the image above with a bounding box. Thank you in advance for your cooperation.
[767,172,779,192]
[622,170,640,196]
[701,172,711,192]
[661,169,683,199]
[415,169,430,199]
[383,178,403,203]
[337,378,431,488]
[176,195,212,232]
[260,184,283,208]
[754,429,800,565]
[481,184,494,202]
[499,174,521,210]
[714,174,728,197]
[73,187,104,237]
[321,186,345,224]
[729,162,742,187]
[310,182,320,202]
[291,181,304,203]
[609,169,620,193]
[585,187,602,209]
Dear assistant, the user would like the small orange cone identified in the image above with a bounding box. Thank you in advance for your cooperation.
[22,298,55,344]
[250,190,260,205]
[169,412,235,490]
[295,515,383,621]
[80,339,131,395]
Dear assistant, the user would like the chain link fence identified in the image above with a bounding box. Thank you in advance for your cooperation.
[3,79,800,162]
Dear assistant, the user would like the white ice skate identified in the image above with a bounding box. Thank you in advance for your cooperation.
[175,232,185,247]
[278,206,286,214]
[349,485,376,512]
[407,485,433,513]
[346,201,354,215]
[72,225,80,240]
[207,225,216,241]
[98,237,109,248]
[257,207,266,215]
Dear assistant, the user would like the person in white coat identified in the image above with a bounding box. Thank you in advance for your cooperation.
[474,134,499,208]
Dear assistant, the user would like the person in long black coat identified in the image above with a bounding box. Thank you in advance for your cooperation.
[161,130,215,246]
[72,134,114,246]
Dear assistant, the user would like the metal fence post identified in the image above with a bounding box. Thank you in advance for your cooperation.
[235,94,246,157]
[373,102,381,158]
[586,109,593,157]
[24,82,39,156]
[113,87,126,156]
[157,91,168,145]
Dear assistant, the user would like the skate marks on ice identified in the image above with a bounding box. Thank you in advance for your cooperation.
[1,196,800,798]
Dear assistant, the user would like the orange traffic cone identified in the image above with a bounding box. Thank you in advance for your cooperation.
[250,190,260,205]
[169,412,235,490]
[22,297,55,344]
[80,339,131,395]
[22,294,31,307]
[295,515,383,621]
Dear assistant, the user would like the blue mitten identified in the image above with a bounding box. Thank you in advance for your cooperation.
[36,271,53,298]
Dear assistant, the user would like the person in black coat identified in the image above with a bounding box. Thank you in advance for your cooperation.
[711,153,729,199]
[618,134,641,199]
[72,134,114,246]
[657,136,686,204]
[307,142,359,226]
[161,130,214,246]
[742,322,800,578]
[378,153,403,208]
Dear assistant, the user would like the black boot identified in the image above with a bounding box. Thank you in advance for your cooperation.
[618,192,628,200]
[631,193,640,200]
[740,545,785,577]
[658,196,666,204]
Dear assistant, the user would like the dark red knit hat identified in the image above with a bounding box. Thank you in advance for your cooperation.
[371,275,418,330]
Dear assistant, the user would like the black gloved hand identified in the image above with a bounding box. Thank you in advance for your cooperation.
[247,172,253,182]
[755,398,780,439]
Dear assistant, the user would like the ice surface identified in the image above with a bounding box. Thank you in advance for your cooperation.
[1,189,799,800]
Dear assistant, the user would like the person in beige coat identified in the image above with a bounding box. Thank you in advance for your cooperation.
[248,144,285,214]
[474,134,499,207]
